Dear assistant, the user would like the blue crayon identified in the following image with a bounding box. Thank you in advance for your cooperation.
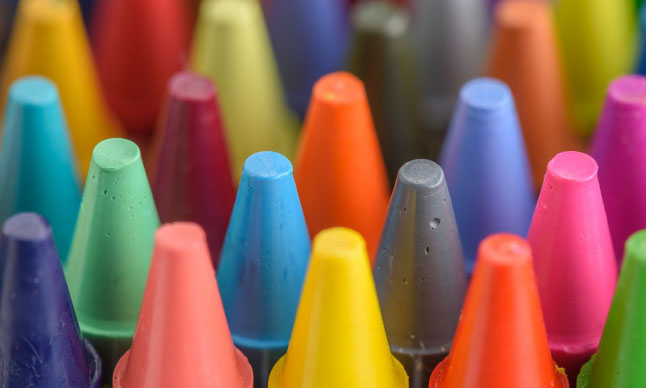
[638,4,646,75]
[264,0,348,117]
[439,77,535,273]
[217,151,310,388]
[0,76,81,261]
[0,213,102,387]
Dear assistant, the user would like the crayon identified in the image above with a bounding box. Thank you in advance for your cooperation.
[409,0,488,158]
[112,223,253,388]
[148,71,235,267]
[439,77,535,273]
[264,0,347,117]
[65,138,160,382]
[639,4,646,75]
[191,0,299,180]
[554,0,638,132]
[487,0,576,188]
[78,0,97,27]
[0,0,122,178]
[428,234,569,387]
[348,0,424,185]
[0,76,80,261]
[0,0,18,61]
[91,0,190,134]
[528,151,617,385]
[577,230,646,387]
[374,159,467,388]
[218,151,310,388]
[268,227,409,387]
[294,71,389,259]
[0,213,102,387]
[590,75,646,261]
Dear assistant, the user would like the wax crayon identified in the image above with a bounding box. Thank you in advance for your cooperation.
[0,213,102,388]
[348,0,423,185]
[65,138,160,382]
[528,151,617,385]
[263,0,347,117]
[639,5,646,75]
[218,151,310,388]
[374,159,467,388]
[78,0,97,27]
[577,230,646,387]
[0,77,80,260]
[191,0,298,180]
[428,234,569,387]
[148,71,235,266]
[112,223,253,388]
[0,0,18,61]
[0,0,122,177]
[410,0,488,158]
[91,0,190,134]
[439,77,534,273]
[590,75,646,261]
[487,0,576,188]
[268,227,409,387]
[294,72,389,259]
[554,0,638,132]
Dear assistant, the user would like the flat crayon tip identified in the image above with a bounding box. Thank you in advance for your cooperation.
[460,77,512,115]
[352,1,408,38]
[496,0,542,31]
[3,211,51,241]
[398,158,444,188]
[243,150,293,180]
[9,75,58,106]
[92,138,141,171]
[168,72,215,102]
[314,71,366,105]
[547,151,598,183]
[313,226,366,261]
[607,74,646,107]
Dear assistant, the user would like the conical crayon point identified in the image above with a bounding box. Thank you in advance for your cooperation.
[487,0,575,188]
[374,159,466,388]
[348,0,424,185]
[0,76,80,260]
[429,234,569,388]
[264,0,347,117]
[191,0,298,180]
[269,227,409,388]
[65,138,160,382]
[218,151,310,388]
[149,71,235,267]
[590,75,646,261]
[0,0,122,177]
[295,72,389,259]
[577,230,646,387]
[91,0,190,133]
[113,222,253,388]
[0,213,102,387]
[528,151,616,385]
[439,77,535,274]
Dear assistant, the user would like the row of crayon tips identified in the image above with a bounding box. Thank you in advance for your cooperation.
[0,0,644,183]
[0,52,645,387]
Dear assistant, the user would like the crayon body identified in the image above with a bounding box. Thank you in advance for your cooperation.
[0,0,18,61]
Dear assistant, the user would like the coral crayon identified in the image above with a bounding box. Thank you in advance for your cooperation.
[295,72,389,259]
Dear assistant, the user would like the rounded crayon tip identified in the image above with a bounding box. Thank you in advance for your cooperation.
[313,72,366,105]
[480,233,531,266]
[155,222,206,256]
[547,151,598,184]
[3,211,52,242]
[496,0,543,31]
[92,138,141,171]
[243,151,293,180]
[398,159,444,188]
[352,1,408,37]
[460,77,512,115]
[9,76,58,107]
[168,72,215,102]
[313,227,366,262]
[607,74,646,108]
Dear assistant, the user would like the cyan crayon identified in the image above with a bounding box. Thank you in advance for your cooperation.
[439,77,535,273]
[0,76,81,261]
[218,151,310,388]
[0,213,102,387]
[264,0,348,117]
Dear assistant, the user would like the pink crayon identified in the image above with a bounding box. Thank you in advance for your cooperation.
[590,75,646,262]
[528,151,617,386]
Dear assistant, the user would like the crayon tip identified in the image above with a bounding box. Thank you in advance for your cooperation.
[0,76,80,261]
[191,0,298,180]
[0,213,102,387]
[528,151,616,385]
[577,230,646,387]
[149,71,235,267]
[429,234,569,388]
[440,77,535,273]
[374,159,466,388]
[218,151,310,387]
[590,75,646,261]
[295,72,389,259]
[269,227,408,388]
[113,222,253,388]
[0,0,122,177]
[65,138,160,381]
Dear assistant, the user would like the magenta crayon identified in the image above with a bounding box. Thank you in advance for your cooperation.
[528,151,617,386]
[148,72,235,267]
[590,75,646,262]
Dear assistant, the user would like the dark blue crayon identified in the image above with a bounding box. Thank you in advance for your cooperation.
[0,0,18,62]
[638,4,646,75]
[0,213,102,387]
